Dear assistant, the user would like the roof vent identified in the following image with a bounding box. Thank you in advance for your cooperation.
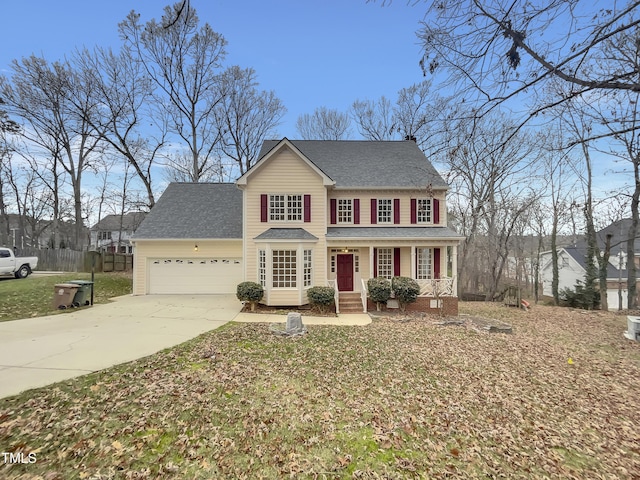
[624,316,640,341]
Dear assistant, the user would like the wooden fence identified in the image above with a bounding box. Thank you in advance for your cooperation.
[17,248,133,273]
[101,252,133,272]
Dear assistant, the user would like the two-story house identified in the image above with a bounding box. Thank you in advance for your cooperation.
[131,139,464,314]
[90,212,146,253]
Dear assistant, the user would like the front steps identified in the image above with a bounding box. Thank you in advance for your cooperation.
[338,292,365,314]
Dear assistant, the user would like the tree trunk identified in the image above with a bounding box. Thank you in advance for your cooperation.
[599,234,612,312]
[551,216,559,305]
[628,158,639,309]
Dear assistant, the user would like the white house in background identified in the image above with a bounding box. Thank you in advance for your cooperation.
[90,212,146,253]
[540,218,639,309]
[131,138,465,314]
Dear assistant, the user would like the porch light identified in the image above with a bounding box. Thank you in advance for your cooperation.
[194,244,199,252]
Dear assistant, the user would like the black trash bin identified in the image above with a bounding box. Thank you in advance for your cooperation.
[68,280,94,307]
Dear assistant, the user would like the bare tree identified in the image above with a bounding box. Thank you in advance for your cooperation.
[351,80,446,150]
[0,56,103,250]
[296,107,352,140]
[588,89,640,309]
[352,96,396,141]
[418,0,640,138]
[440,112,538,298]
[0,105,19,246]
[119,1,228,182]
[216,66,286,176]
[74,46,166,208]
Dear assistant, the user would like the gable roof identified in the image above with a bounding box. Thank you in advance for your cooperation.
[553,245,631,279]
[132,183,242,240]
[254,139,449,189]
[91,212,146,231]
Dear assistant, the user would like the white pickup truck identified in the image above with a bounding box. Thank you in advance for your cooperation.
[0,247,39,278]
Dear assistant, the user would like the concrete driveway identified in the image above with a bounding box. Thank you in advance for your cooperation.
[0,295,241,399]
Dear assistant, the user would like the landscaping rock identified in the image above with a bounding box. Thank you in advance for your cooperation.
[270,312,308,336]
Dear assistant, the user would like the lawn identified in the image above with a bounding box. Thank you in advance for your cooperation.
[0,272,133,322]
[1,303,639,479]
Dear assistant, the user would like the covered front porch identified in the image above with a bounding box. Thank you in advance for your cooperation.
[325,227,464,314]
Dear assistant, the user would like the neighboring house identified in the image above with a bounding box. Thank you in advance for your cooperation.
[540,218,640,308]
[131,139,464,314]
[90,212,146,253]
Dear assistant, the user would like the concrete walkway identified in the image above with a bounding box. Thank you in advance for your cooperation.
[0,296,371,399]
[234,312,371,326]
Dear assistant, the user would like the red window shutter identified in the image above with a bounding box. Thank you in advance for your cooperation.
[410,199,417,224]
[394,248,401,277]
[304,194,311,222]
[373,248,378,277]
[434,248,441,279]
[260,194,268,222]
[370,198,377,224]
[394,199,400,224]
[353,199,360,224]
[433,198,440,224]
[330,199,337,224]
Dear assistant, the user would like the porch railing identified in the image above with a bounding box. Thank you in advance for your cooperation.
[361,278,368,313]
[417,277,455,297]
[328,279,339,314]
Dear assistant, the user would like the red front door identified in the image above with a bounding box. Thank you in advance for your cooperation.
[336,254,354,291]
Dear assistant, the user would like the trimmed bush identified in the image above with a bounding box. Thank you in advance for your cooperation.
[236,281,264,312]
[367,277,392,311]
[392,276,420,312]
[307,286,335,314]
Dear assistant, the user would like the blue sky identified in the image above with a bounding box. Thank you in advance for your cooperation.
[1,0,428,137]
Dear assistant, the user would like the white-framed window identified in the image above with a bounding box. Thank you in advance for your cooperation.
[273,250,297,288]
[417,248,432,280]
[269,194,302,222]
[287,195,303,221]
[258,249,266,287]
[417,198,432,224]
[378,199,392,224]
[338,199,353,224]
[377,248,393,279]
[98,231,112,241]
[269,194,285,221]
[303,249,312,287]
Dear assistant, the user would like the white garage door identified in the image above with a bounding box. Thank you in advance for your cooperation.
[149,257,243,294]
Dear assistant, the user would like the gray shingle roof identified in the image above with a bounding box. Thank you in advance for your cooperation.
[91,212,146,231]
[257,140,448,189]
[254,228,319,241]
[326,227,464,240]
[132,183,242,239]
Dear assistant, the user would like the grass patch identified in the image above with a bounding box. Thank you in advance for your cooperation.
[1,303,639,478]
[0,272,132,322]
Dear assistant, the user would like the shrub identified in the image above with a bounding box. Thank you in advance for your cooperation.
[367,277,392,311]
[307,286,335,314]
[236,281,264,312]
[391,276,420,312]
[559,280,600,310]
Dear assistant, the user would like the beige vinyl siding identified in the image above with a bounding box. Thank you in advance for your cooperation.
[133,239,242,295]
[328,190,447,227]
[243,147,328,302]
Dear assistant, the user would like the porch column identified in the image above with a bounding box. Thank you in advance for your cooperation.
[452,244,458,296]
[410,245,416,279]
[369,246,374,279]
